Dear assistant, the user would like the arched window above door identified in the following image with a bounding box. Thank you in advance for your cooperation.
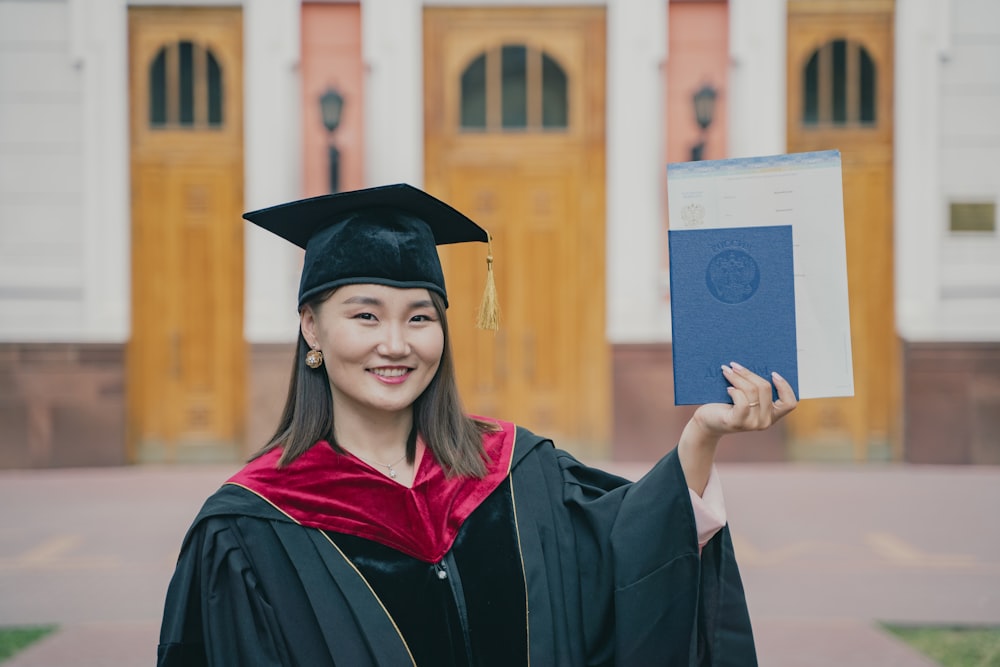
[460,44,568,132]
[149,40,224,129]
[802,38,876,127]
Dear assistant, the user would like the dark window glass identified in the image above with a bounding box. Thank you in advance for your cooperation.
[541,53,568,128]
[460,45,569,132]
[831,40,847,123]
[501,45,527,129]
[802,39,878,128]
[207,51,223,126]
[461,54,487,129]
[150,48,167,126]
[179,41,195,125]
[859,48,876,123]
[148,41,225,130]
[803,51,819,125]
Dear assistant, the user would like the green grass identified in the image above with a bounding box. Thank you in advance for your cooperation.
[884,625,1000,667]
[0,626,56,663]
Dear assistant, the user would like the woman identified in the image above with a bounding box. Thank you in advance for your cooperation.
[157,184,797,667]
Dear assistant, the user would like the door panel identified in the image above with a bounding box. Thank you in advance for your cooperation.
[128,7,245,462]
[786,1,898,460]
[425,8,609,455]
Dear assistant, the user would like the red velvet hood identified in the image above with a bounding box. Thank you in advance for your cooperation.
[226,419,515,563]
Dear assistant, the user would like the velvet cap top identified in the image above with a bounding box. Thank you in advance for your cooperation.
[243,184,489,308]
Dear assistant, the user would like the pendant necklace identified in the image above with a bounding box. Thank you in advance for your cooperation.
[353,451,408,479]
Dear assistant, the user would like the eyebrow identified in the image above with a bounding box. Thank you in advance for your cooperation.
[341,295,434,309]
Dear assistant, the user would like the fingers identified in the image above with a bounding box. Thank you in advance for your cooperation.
[770,370,798,419]
[723,361,770,406]
[722,362,799,429]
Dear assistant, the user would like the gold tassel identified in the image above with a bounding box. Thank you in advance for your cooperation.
[476,232,500,331]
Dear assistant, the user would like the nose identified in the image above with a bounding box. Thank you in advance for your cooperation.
[377,322,410,357]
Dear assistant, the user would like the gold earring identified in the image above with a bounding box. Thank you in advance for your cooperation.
[305,348,324,369]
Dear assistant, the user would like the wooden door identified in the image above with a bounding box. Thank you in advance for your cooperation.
[786,0,898,461]
[128,8,245,463]
[424,8,609,456]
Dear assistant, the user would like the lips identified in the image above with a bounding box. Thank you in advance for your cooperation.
[369,367,411,380]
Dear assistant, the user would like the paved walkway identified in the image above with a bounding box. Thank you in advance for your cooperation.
[1,459,997,666]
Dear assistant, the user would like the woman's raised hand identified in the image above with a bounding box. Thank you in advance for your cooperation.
[679,362,798,495]
[694,361,798,436]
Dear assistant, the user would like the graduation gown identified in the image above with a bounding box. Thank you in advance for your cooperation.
[157,421,757,666]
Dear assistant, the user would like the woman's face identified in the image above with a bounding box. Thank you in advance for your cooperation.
[300,284,445,423]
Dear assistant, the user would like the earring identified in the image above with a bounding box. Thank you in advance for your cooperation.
[305,348,324,369]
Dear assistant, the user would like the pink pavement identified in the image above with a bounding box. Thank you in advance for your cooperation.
[1,457,997,666]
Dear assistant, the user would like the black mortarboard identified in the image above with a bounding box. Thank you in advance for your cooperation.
[243,183,499,329]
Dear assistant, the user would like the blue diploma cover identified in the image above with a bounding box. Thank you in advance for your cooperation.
[668,225,799,405]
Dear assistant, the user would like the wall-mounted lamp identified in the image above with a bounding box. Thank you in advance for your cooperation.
[319,87,345,193]
[690,83,717,162]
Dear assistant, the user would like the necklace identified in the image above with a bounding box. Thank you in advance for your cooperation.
[352,450,408,479]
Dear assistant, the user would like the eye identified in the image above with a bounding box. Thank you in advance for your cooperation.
[410,312,438,323]
[353,312,378,321]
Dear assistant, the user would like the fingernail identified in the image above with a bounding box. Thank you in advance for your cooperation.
[731,361,744,371]
[721,364,732,373]
[772,371,784,382]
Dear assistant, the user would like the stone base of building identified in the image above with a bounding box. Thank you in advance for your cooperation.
[244,343,296,459]
[611,343,787,463]
[4,340,996,468]
[0,343,127,468]
[903,341,1000,465]
[613,341,1000,465]
[0,342,297,469]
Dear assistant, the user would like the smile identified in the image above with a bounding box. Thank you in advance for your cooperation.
[369,367,411,379]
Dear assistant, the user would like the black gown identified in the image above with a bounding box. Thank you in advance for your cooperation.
[157,425,757,666]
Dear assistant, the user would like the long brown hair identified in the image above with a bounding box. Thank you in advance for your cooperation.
[253,289,492,477]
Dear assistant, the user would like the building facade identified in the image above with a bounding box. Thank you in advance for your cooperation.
[0,0,997,468]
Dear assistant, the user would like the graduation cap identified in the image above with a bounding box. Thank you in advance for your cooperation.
[243,183,499,330]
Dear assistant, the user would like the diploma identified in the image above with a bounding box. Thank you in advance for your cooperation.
[667,150,854,404]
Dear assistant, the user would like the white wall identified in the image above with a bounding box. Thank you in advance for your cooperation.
[936,0,1000,340]
[0,0,301,342]
[896,0,1000,341]
[728,0,786,160]
[0,0,129,342]
[0,0,306,344]
[242,0,303,342]
[605,0,668,343]
[361,0,424,188]
[895,0,944,341]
